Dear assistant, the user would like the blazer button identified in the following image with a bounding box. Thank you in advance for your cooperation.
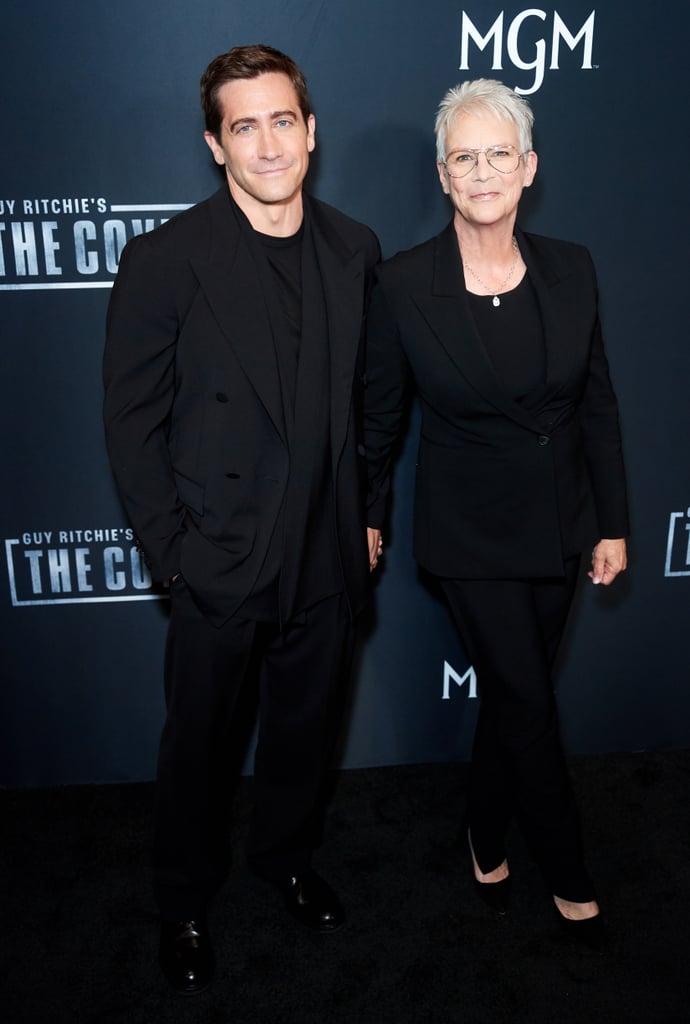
[216,392,228,403]
[537,434,550,446]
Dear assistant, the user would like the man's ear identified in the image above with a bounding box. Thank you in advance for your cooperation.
[204,131,225,166]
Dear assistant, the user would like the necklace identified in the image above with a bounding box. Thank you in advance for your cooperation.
[463,237,520,307]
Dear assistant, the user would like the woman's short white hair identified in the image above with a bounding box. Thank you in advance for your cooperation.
[435,79,534,162]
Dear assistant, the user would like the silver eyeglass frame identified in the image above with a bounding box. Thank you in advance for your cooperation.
[442,145,526,178]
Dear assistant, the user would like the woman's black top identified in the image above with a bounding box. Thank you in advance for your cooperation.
[466,273,545,408]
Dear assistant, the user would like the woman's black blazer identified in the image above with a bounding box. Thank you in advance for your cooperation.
[364,222,629,579]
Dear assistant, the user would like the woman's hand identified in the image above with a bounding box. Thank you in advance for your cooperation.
[367,528,383,572]
[588,538,627,586]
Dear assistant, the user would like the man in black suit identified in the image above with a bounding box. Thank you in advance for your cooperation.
[103,44,380,994]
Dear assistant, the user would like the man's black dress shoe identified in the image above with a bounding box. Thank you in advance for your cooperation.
[279,870,344,931]
[159,919,215,994]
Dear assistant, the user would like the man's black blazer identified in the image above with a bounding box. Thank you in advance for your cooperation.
[364,222,629,579]
[104,187,380,626]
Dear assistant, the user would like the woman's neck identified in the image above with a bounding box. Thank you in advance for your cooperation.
[453,215,518,264]
[454,216,525,298]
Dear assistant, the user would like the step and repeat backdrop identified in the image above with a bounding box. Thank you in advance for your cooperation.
[1,2,688,785]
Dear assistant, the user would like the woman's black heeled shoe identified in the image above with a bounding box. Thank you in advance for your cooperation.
[467,829,511,914]
[473,874,511,915]
[554,906,607,951]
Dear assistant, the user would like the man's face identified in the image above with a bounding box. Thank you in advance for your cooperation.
[204,72,315,217]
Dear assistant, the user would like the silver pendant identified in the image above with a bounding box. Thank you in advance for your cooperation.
[492,295,500,307]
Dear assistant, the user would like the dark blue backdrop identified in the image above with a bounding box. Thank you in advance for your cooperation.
[1,1,688,785]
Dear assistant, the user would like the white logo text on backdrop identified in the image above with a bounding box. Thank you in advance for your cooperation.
[0,197,191,290]
[4,529,167,605]
[665,509,690,577]
[459,9,596,95]
[442,660,478,700]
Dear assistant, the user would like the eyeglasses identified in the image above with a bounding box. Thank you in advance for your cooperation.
[443,145,524,178]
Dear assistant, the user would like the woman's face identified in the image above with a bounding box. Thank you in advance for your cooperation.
[437,112,537,229]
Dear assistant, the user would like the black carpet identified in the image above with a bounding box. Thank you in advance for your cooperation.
[2,751,689,1023]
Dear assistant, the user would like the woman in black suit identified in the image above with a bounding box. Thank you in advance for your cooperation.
[364,80,628,938]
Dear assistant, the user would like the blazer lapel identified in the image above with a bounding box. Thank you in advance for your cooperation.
[307,198,366,459]
[190,189,286,441]
[515,227,582,393]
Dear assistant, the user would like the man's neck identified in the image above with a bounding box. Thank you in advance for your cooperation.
[227,181,305,238]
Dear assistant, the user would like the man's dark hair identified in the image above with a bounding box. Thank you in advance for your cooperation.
[200,44,312,139]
